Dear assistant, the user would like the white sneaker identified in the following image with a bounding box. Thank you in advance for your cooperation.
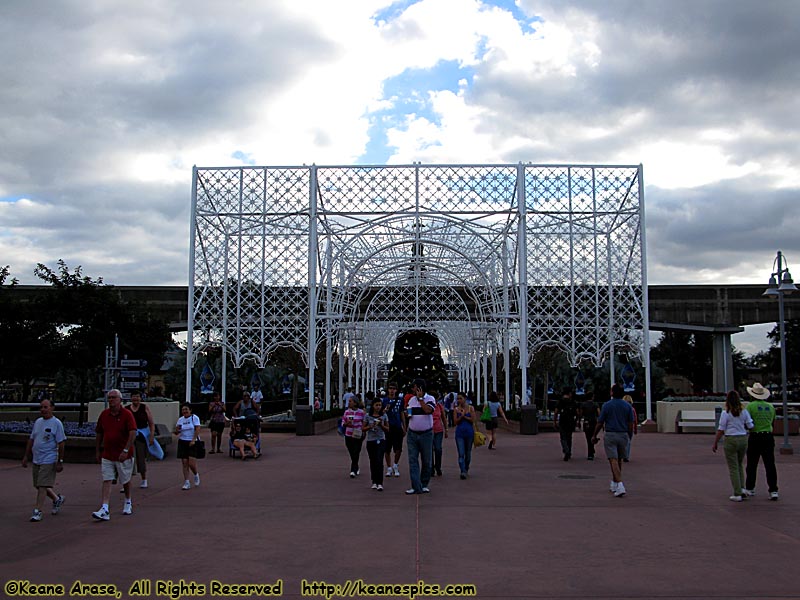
[614,482,626,497]
[122,501,132,515]
[356,469,360,476]
[405,488,417,495]
[194,474,200,487]
[349,471,356,478]
[51,494,65,515]
[377,484,383,491]
[92,507,110,521]
[371,483,378,489]
[181,480,191,490]
[609,481,618,493]
[741,489,754,497]
[422,487,430,493]
[770,491,779,501]
[139,480,148,489]
[729,495,743,502]
[30,509,43,522]
[392,465,400,477]
[386,467,393,476]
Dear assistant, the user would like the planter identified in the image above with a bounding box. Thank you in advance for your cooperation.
[773,417,799,436]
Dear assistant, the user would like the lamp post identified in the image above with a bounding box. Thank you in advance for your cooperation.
[763,250,797,455]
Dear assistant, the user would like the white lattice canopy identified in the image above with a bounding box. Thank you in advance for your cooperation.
[187,163,649,411]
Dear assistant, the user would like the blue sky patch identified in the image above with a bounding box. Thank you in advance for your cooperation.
[231,151,256,166]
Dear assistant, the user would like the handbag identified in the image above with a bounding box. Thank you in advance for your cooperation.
[473,429,486,448]
[192,439,206,459]
[480,403,492,423]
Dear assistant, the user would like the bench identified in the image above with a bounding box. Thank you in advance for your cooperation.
[675,410,716,433]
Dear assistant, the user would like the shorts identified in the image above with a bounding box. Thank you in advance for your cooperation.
[385,426,405,454]
[603,431,629,460]
[208,421,225,434]
[177,439,196,459]
[32,463,57,488]
[101,458,134,484]
[484,417,498,430]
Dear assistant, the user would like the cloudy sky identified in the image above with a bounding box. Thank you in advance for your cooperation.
[1,0,798,353]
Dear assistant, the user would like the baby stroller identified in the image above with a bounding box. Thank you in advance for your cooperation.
[229,417,261,459]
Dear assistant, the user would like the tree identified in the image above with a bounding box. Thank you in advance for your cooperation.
[388,330,448,392]
[766,319,799,379]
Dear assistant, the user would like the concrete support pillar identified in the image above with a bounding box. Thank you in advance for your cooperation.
[712,332,735,393]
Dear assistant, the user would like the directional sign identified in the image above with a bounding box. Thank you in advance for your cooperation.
[120,370,147,378]
[120,359,148,368]
[121,381,146,389]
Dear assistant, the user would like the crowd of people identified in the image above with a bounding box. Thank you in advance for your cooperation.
[18,378,784,522]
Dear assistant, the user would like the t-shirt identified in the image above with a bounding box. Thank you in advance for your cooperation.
[30,416,66,465]
[488,401,502,418]
[598,398,635,433]
[382,396,405,428]
[176,414,201,441]
[580,400,598,423]
[364,414,388,442]
[747,400,775,433]
[718,409,753,436]
[556,398,578,430]
[250,390,263,405]
[407,394,436,432]
[343,408,365,437]
[432,403,445,433]
[96,408,137,461]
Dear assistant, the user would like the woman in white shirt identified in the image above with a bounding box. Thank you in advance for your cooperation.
[712,390,753,502]
[174,404,202,491]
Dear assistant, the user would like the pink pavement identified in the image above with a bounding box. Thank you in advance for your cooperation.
[1,429,798,599]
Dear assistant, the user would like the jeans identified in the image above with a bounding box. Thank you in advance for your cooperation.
[455,434,473,475]
[432,431,444,474]
[723,435,748,496]
[583,424,596,458]
[344,435,364,473]
[745,432,778,492]
[559,428,573,456]
[407,429,433,493]
[367,440,385,485]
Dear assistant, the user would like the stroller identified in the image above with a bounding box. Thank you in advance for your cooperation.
[229,417,261,459]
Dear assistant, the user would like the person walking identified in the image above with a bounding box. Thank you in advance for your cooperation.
[207,391,226,454]
[174,404,202,491]
[22,399,66,522]
[381,383,407,478]
[364,398,389,491]
[743,382,779,500]
[342,396,365,478]
[712,390,754,502]
[453,393,476,479]
[622,394,637,462]
[555,388,578,461]
[92,389,137,521]
[579,392,599,460]
[484,391,509,450]
[126,391,155,488]
[405,378,436,495]
[592,384,635,497]
[431,396,448,475]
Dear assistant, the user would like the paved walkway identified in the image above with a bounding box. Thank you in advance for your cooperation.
[1,430,799,600]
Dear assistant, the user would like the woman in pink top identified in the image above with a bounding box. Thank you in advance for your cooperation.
[431,397,448,476]
[342,396,365,478]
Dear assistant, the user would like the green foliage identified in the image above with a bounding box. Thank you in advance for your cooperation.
[0,261,171,402]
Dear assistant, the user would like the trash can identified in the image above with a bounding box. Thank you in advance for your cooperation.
[520,404,539,435]
[295,405,313,436]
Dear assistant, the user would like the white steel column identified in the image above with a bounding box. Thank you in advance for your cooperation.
[185,166,198,403]
[638,164,653,420]
[517,164,529,404]
[307,166,318,407]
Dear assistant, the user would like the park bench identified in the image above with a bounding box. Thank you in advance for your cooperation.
[675,409,716,433]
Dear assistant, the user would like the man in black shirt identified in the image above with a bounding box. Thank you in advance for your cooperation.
[579,392,599,460]
[554,388,578,461]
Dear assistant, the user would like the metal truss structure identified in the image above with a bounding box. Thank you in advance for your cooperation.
[187,163,651,417]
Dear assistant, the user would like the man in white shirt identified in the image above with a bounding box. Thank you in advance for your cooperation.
[22,399,66,521]
[250,383,263,406]
[405,378,436,495]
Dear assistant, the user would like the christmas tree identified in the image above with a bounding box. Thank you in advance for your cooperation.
[387,330,448,392]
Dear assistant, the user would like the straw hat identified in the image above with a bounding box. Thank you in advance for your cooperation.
[746,382,771,400]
